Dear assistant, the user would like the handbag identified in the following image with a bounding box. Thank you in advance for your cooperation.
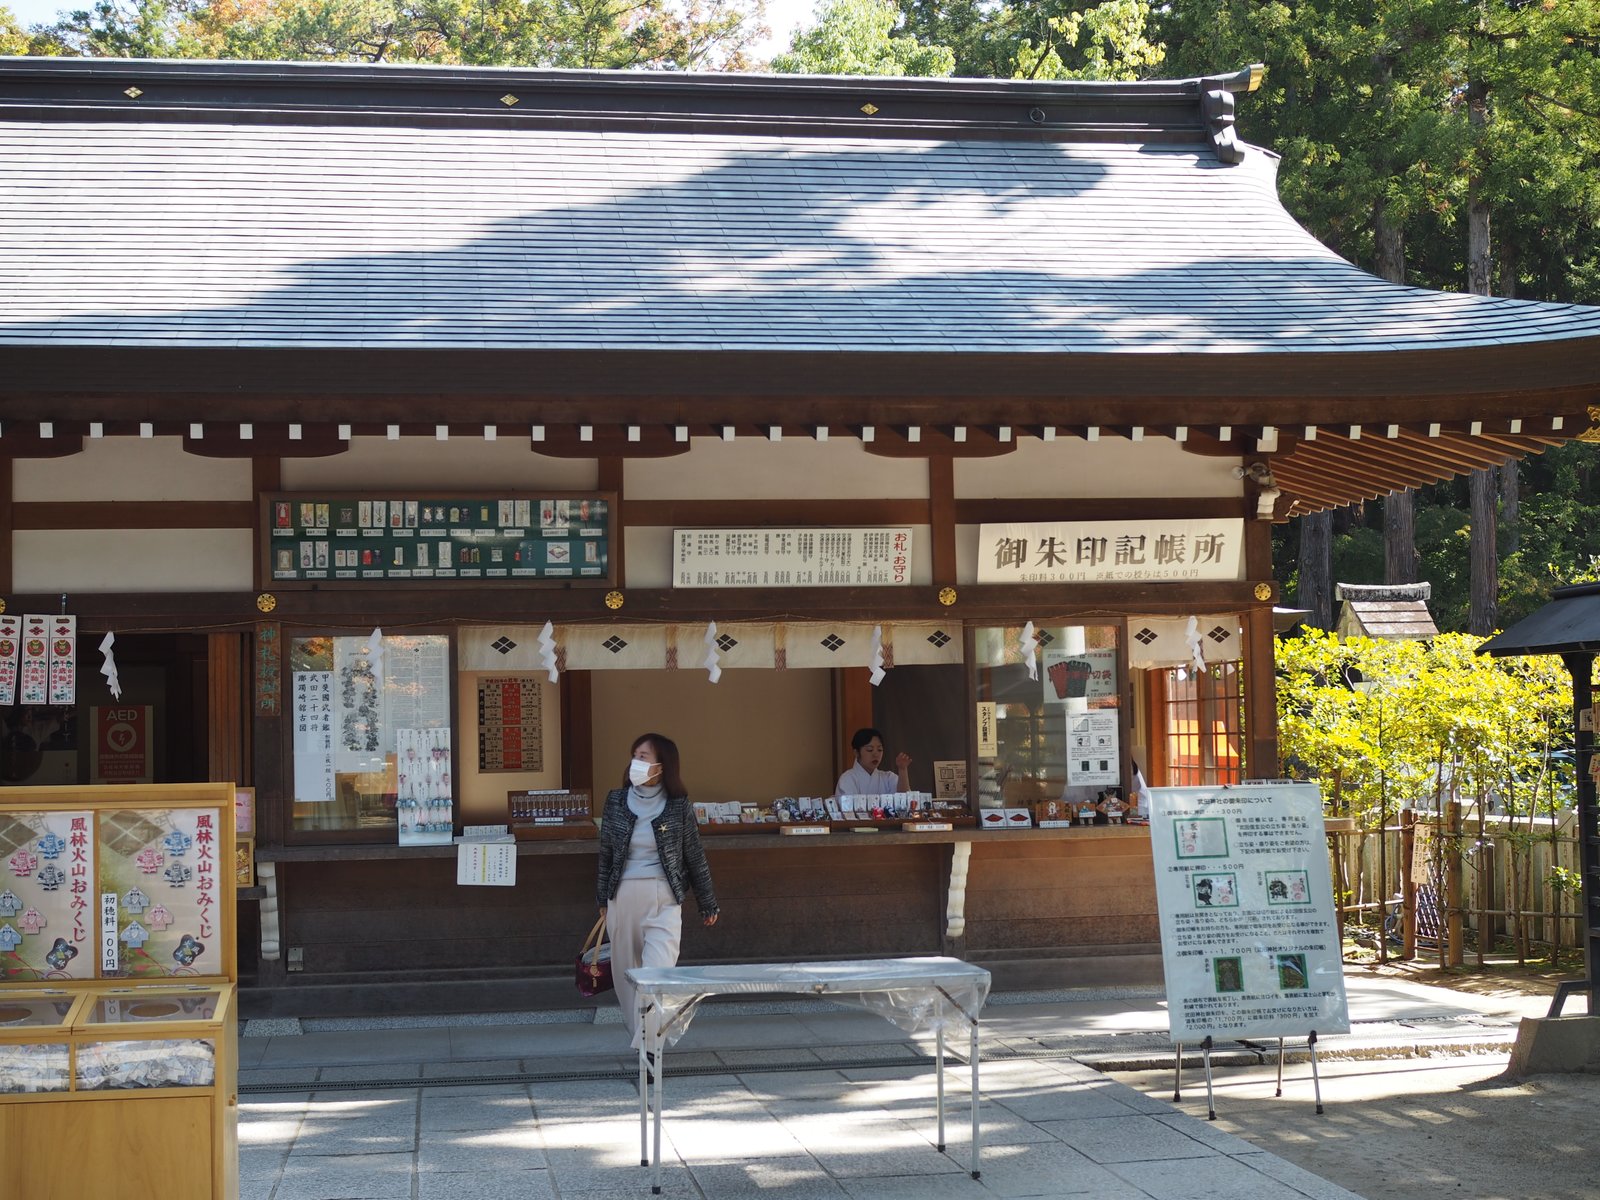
[576,913,614,998]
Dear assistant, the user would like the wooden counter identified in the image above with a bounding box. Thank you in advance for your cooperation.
[247,826,1156,1015]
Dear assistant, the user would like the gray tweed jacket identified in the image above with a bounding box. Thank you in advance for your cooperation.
[596,788,719,915]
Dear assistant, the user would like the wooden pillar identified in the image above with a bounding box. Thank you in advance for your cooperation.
[833,669,874,777]
[928,456,956,588]
[1241,605,1278,779]
[1401,808,1417,960]
[599,456,625,585]
[1446,799,1466,966]
[251,457,280,592]
[562,670,594,803]
[207,632,246,784]
[0,457,12,595]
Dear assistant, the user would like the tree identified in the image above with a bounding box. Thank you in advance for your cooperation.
[1276,629,1572,825]
[37,0,766,67]
[771,0,952,76]
[897,0,1162,81]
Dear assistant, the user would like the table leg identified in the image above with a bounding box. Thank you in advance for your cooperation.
[935,1025,946,1152]
[652,1042,664,1195]
[638,1043,649,1168]
[970,1019,981,1179]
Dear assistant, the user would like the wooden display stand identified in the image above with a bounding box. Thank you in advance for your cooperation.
[0,783,238,1200]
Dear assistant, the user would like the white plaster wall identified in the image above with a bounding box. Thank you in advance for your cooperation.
[625,525,933,589]
[954,440,1241,499]
[591,667,834,803]
[626,438,928,500]
[14,530,253,592]
[12,437,251,501]
[281,439,600,490]
[457,672,563,823]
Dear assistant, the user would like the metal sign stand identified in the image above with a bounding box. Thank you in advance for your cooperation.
[1172,1031,1325,1119]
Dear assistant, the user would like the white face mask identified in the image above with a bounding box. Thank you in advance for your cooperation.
[629,758,656,786]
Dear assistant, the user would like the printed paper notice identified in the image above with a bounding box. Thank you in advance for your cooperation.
[457,842,516,887]
[1065,711,1119,786]
[1149,782,1349,1042]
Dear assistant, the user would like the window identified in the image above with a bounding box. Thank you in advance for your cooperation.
[288,633,453,834]
[972,625,1122,808]
[1161,661,1243,786]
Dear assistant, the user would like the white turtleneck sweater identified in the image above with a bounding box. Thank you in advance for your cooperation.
[620,782,668,881]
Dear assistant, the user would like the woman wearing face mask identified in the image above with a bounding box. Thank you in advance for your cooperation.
[596,732,720,1056]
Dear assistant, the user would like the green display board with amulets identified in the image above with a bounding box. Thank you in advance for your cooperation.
[263,492,614,587]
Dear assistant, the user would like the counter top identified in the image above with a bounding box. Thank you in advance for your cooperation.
[255,823,1153,863]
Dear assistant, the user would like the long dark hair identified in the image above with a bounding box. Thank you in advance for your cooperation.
[622,732,687,799]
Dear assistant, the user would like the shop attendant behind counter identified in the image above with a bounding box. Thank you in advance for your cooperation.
[835,727,911,797]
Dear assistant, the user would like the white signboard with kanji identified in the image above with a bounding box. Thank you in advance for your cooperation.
[977,519,1244,584]
[1149,782,1349,1042]
[673,528,913,587]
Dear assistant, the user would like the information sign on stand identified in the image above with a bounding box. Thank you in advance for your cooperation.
[1149,782,1349,1043]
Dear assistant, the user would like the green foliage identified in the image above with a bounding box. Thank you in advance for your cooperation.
[33,0,765,66]
[1276,630,1572,825]
[897,0,1163,81]
[771,0,953,76]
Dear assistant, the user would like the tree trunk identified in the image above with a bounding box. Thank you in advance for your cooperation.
[1373,199,1421,587]
[1374,196,1405,286]
[1298,510,1335,630]
[1469,467,1498,633]
[1501,462,1520,555]
[1384,491,1418,584]
[1466,79,1492,298]
[1466,75,1496,630]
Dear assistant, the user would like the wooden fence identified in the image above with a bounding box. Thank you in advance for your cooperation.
[1327,805,1583,964]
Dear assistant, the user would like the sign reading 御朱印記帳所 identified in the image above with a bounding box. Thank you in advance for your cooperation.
[977,519,1244,585]
[264,493,613,585]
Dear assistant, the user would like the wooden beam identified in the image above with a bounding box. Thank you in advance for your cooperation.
[11,501,256,530]
[624,499,930,527]
[2,581,1278,631]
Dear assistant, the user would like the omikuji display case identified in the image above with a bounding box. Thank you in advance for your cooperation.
[0,783,238,1200]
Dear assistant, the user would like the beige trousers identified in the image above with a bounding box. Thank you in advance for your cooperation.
[608,876,683,1050]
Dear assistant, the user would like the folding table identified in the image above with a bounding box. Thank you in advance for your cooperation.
[627,956,990,1195]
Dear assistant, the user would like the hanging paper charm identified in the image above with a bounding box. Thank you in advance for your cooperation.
[0,616,20,707]
[19,615,49,706]
[366,626,385,693]
[869,624,886,686]
[98,631,122,700]
[537,621,560,683]
[1184,615,1207,673]
[1021,621,1040,682]
[703,621,722,684]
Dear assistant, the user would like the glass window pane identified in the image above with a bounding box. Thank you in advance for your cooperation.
[973,625,1122,817]
[290,633,452,833]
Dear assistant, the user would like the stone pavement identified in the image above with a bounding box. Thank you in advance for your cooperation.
[235,973,1562,1200]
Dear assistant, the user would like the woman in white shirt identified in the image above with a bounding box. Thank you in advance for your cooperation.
[835,726,912,797]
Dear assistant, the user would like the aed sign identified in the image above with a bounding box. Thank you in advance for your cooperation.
[91,705,154,784]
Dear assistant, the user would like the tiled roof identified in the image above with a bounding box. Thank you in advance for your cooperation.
[3,111,1600,354]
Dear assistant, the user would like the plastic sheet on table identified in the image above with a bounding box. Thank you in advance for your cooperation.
[628,957,990,1049]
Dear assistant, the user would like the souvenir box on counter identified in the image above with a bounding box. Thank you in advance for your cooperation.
[691,794,975,835]
[0,783,238,1200]
[508,789,596,840]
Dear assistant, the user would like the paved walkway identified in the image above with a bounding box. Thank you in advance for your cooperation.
[236,973,1560,1200]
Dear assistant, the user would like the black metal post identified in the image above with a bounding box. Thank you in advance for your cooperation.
[1561,652,1598,1015]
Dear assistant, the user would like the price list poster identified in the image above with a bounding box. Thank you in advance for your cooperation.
[478,676,543,773]
[1148,782,1349,1043]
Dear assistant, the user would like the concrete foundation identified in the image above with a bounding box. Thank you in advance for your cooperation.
[1506,1015,1600,1077]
